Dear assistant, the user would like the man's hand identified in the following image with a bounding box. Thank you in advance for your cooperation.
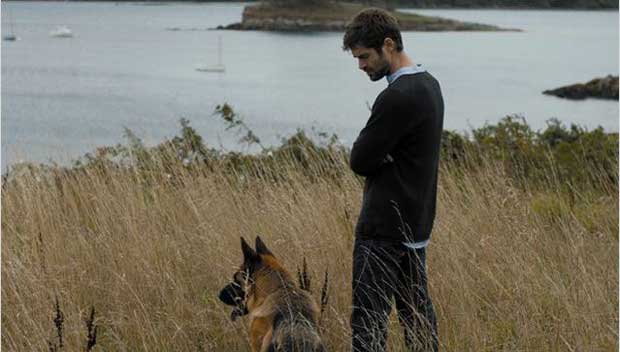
[383,154,394,164]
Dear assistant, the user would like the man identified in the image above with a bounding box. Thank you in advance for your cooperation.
[342,8,444,352]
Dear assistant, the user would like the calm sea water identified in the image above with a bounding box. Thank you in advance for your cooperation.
[2,2,618,168]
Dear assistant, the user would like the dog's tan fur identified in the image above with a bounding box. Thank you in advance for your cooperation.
[226,237,325,352]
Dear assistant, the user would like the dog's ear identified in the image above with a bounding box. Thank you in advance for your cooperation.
[241,237,258,262]
[255,236,274,257]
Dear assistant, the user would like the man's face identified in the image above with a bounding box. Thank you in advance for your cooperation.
[351,45,391,82]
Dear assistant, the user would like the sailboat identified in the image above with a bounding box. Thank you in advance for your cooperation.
[49,25,73,38]
[196,36,225,73]
[3,2,18,41]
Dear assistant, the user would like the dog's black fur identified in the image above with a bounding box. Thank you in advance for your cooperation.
[219,278,249,320]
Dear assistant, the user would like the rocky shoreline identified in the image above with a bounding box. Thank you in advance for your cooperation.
[543,75,619,101]
[216,3,520,32]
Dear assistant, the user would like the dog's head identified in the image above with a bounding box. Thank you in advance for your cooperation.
[218,236,276,320]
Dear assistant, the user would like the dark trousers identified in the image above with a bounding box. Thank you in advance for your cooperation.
[351,238,438,352]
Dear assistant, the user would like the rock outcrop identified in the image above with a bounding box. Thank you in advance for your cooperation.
[543,75,619,101]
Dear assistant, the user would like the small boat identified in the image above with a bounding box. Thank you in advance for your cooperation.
[50,26,74,38]
[196,36,225,73]
[3,3,19,41]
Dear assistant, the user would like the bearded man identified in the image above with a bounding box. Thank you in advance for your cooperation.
[343,8,444,352]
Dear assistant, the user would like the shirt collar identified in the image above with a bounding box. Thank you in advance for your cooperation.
[386,64,426,85]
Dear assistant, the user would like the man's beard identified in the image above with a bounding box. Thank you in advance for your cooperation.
[368,61,391,81]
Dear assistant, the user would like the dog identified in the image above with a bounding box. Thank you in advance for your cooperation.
[219,236,326,352]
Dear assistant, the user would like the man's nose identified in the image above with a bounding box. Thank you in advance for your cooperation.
[358,60,366,71]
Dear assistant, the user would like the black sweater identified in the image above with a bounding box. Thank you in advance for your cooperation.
[350,71,444,244]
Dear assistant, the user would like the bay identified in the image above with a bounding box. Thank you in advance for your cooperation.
[2,2,618,168]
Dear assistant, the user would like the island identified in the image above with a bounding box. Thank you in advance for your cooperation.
[216,1,520,32]
[543,75,619,101]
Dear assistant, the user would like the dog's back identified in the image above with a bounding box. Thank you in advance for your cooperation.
[270,320,326,352]
[269,289,325,352]
[257,286,326,352]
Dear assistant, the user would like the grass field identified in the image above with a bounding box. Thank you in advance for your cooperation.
[2,117,618,351]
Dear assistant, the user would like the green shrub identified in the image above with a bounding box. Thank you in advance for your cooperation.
[3,106,617,196]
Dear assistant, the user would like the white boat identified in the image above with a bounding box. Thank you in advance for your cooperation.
[50,26,74,38]
[196,36,225,73]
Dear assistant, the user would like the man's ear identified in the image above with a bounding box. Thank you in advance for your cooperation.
[241,237,258,262]
[255,236,274,257]
[383,37,395,52]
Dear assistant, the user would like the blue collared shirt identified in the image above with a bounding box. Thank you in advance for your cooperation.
[386,64,426,85]
[386,64,430,250]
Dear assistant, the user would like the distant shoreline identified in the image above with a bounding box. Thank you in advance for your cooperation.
[3,0,618,9]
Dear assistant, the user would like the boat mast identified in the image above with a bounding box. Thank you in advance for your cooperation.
[218,35,223,66]
[6,3,15,36]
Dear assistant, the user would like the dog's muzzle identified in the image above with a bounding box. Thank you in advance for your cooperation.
[218,281,249,321]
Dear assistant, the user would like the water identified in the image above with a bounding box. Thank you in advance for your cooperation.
[2,2,618,168]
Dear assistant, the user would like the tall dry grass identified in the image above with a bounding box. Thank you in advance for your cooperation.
[1,148,617,351]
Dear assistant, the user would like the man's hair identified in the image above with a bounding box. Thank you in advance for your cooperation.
[342,8,404,53]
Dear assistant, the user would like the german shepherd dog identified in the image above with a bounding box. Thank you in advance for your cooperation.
[219,236,326,352]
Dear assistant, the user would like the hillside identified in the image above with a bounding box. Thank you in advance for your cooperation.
[2,112,617,351]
